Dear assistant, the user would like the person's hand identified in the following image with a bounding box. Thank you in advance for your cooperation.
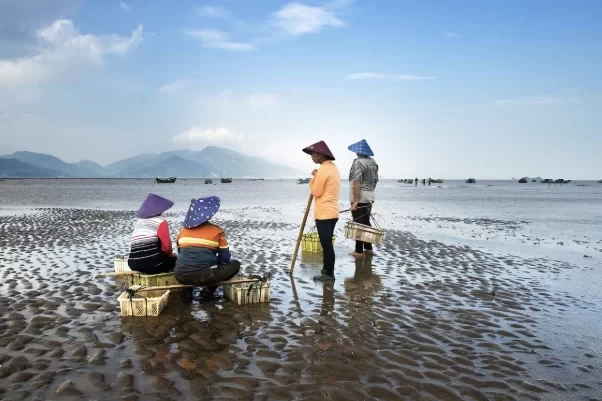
[311,169,317,176]
[351,201,358,211]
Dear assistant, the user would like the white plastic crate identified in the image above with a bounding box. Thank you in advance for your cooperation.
[224,276,271,305]
[118,285,170,316]
[113,256,132,273]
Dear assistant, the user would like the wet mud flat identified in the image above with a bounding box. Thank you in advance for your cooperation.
[0,208,600,401]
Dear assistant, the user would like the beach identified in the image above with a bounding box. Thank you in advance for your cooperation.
[0,179,600,401]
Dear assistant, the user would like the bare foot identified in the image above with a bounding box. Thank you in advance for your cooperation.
[350,252,364,258]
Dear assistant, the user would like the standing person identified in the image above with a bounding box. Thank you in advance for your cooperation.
[302,141,340,281]
[128,193,177,274]
[415,177,418,187]
[348,139,379,258]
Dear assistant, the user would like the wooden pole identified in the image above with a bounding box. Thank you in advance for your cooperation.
[290,194,313,276]
[131,279,263,292]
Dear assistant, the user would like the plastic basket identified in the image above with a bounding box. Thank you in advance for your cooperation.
[127,271,180,288]
[224,276,271,305]
[344,221,385,244]
[114,256,132,273]
[301,232,336,253]
[118,286,170,317]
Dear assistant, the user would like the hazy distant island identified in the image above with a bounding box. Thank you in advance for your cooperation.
[0,146,305,179]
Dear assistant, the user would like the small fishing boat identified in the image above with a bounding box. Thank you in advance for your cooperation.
[205,178,212,184]
[541,179,553,184]
[518,177,528,183]
[298,178,310,184]
[221,178,232,183]
[554,179,571,184]
[155,177,176,184]
[598,179,602,184]
[466,178,476,184]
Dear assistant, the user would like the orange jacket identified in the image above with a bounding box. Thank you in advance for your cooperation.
[309,160,340,220]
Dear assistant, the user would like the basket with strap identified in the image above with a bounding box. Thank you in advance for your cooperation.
[301,228,336,253]
[118,285,170,317]
[344,207,385,244]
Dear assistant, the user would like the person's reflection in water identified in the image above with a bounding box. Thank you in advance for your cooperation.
[344,256,381,298]
[320,283,335,316]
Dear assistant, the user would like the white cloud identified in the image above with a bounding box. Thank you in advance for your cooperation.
[492,95,582,107]
[173,127,243,144]
[181,29,254,51]
[445,32,459,37]
[347,73,435,81]
[246,94,280,107]
[157,80,184,95]
[120,1,131,12]
[0,19,143,88]
[196,6,230,19]
[271,2,345,36]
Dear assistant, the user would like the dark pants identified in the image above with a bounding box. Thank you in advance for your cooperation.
[351,203,373,253]
[175,260,241,294]
[130,253,177,275]
[316,218,338,276]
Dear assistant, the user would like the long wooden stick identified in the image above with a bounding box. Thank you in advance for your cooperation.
[131,279,263,292]
[290,194,313,276]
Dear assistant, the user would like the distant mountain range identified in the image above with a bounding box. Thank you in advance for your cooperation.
[0,147,305,178]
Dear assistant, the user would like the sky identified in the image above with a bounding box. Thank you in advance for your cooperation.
[0,0,601,179]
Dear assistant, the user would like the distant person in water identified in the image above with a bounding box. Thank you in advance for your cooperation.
[422,178,426,186]
[303,140,340,282]
[415,177,418,187]
[348,139,379,258]
[174,196,240,299]
[128,193,177,274]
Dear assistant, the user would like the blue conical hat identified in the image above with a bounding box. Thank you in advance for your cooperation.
[183,196,221,228]
[348,139,374,157]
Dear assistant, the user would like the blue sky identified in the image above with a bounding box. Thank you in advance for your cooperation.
[0,0,600,178]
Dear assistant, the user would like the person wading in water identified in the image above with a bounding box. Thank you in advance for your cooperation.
[347,139,379,258]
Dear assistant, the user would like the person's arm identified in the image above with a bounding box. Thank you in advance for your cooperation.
[157,220,173,255]
[350,160,363,209]
[309,168,329,198]
[374,164,379,188]
[217,230,231,264]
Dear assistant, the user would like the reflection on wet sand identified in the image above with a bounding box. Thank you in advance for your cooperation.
[344,256,382,298]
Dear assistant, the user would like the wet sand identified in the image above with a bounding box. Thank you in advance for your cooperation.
[0,206,600,400]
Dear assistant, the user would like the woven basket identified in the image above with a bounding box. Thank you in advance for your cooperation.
[118,285,170,317]
[113,256,132,273]
[344,221,385,244]
[127,271,180,288]
[224,276,271,305]
[301,232,336,253]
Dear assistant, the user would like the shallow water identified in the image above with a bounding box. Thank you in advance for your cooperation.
[0,179,601,400]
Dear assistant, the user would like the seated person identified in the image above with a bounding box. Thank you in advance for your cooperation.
[128,193,177,274]
[175,196,240,299]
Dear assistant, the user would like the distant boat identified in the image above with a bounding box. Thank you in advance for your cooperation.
[155,177,176,184]
[249,178,264,181]
[518,177,528,183]
[466,178,476,184]
[298,178,310,184]
[554,179,571,184]
[430,179,443,184]
[598,179,602,184]
[541,179,553,184]
[221,178,232,183]
[204,178,212,184]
